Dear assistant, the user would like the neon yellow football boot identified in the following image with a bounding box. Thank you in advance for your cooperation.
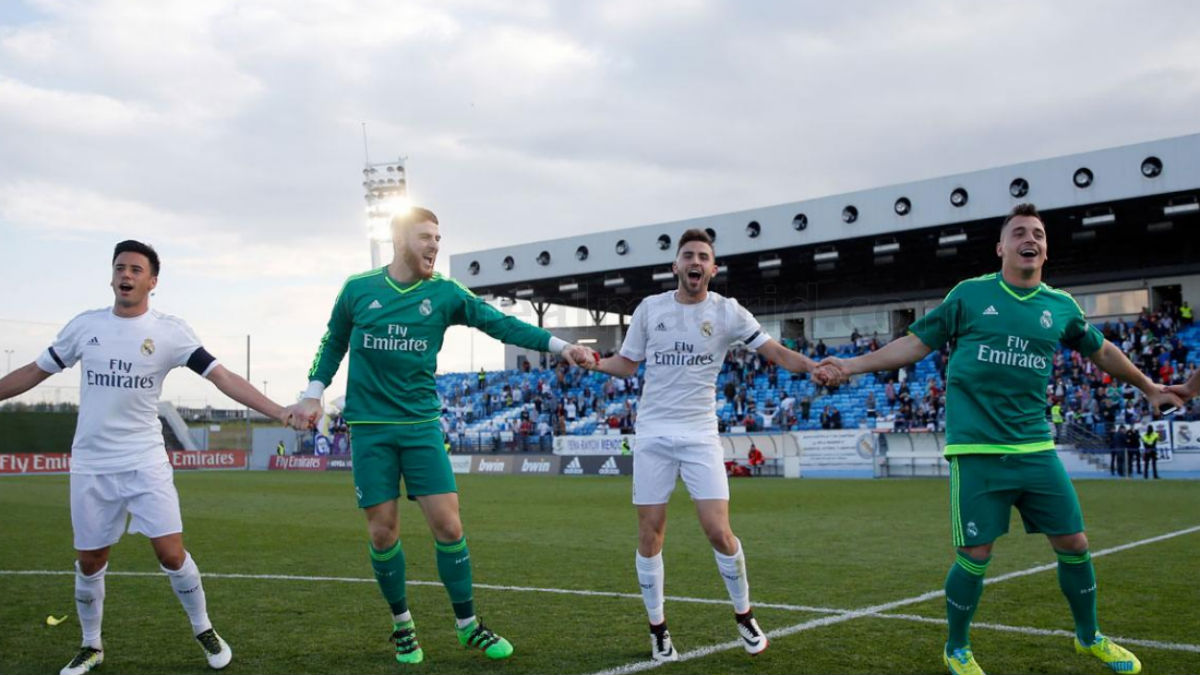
[1075,633,1141,674]
[943,645,985,675]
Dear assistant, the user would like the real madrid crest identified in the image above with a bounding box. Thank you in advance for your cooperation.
[700,320,714,337]
[1040,310,1053,329]
[419,298,433,316]
[141,338,155,356]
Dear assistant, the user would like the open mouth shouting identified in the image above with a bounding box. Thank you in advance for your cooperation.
[1018,245,1040,259]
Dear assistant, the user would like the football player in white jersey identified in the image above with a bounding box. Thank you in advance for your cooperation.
[591,228,821,662]
[0,240,292,675]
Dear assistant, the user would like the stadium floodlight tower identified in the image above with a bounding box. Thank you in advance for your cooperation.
[362,157,410,267]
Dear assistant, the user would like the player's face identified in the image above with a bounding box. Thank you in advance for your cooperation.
[397,219,440,279]
[110,252,157,310]
[673,241,717,295]
[997,215,1047,276]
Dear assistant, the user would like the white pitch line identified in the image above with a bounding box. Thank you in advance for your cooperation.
[0,569,840,615]
[588,524,1200,675]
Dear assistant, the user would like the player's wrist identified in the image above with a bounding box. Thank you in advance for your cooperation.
[548,336,569,353]
[303,380,325,400]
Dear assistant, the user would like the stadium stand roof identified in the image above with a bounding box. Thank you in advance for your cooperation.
[450,134,1200,316]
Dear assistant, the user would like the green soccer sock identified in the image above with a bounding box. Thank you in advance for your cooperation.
[435,536,475,620]
[369,540,408,616]
[1055,549,1099,644]
[945,552,990,652]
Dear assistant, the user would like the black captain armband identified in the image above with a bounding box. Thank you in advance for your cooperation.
[187,347,217,375]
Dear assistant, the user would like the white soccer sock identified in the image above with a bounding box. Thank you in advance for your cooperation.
[635,551,666,625]
[74,561,106,649]
[393,610,413,624]
[162,552,212,635]
[713,539,751,615]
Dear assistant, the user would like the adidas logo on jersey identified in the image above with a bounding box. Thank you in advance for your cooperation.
[564,457,583,475]
[982,305,999,316]
[86,337,101,346]
[599,457,620,475]
[368,300,383,309]
[654,322,668,332]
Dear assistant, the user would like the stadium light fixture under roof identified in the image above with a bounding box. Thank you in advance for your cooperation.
[1163,198,1199,216]
[757,256,782,269]
[1081,209,1116,227]
[651,270,675,282]
[938,230,967,247]
[514,287,534,298]
[873,238,900,255]
[813,246,838,263]
[558,280,579,293]
[603,276,625,287]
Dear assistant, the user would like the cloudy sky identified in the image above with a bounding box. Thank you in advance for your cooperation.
[1,0,1198,409]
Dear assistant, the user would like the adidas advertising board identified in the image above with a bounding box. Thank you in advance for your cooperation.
[558,455,633,476]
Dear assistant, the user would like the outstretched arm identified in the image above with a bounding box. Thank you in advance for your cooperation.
[0,362,53,402]
[1166,368,1200,401]
[821,334,932,383]
[595,354,639,379]
[1089,341,1183,413]
[756,338,815,375]
[206,364,291,424]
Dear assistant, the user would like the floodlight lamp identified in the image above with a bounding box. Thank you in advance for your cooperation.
[1010,177,1030,198]
[657,234,671,250]
[745,221,761,238]
[576,245,589,261]
[1073,167,1093,188]
[950,188,968,207]
[792,213,808,231]
[615,239,629,255]
[894,197,911,216]
[842,206,858,224]
[468,261,480,275]
[536,251,551,266]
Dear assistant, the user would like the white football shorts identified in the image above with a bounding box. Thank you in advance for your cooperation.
[632,435,729,505]
[70,459,184,551]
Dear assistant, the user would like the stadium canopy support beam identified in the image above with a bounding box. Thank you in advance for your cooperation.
[589,308,606,325]
[532,302,550,328]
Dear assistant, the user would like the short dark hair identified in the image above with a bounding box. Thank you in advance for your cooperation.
[391,206,439,232]
[677,228,713,252]
[1000,202,1042,233]
[112,240,160,276]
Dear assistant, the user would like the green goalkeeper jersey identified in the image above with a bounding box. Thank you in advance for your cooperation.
[908,272,1104,456]
[308,269,552,424]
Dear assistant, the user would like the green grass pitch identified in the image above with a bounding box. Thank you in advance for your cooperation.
[2,471,1198,674]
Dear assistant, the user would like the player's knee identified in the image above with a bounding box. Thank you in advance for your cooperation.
[77,550,109,576]
[705,528,737,554]
[957,543,993,560]
[1051,532,1088,553]
[157,549,186,570]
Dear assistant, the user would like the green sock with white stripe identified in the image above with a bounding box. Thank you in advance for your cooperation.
[1056,549,1099,645]
[435,536,474,620]
[369,540,408,616]
[945,552,990,652]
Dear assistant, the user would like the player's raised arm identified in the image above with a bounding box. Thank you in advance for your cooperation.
[205,364,290,423]
[1087,340,1183,413]
[294,285,356,428]
[1166,368,1200,401]
[595,354,640,378]
[0,362,53,401]
[755,339,815,375]
[822,333,932,383]
[451,281,587,365]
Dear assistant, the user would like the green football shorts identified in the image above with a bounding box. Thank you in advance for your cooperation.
[348,421,456,508]
[948,450,1085,547]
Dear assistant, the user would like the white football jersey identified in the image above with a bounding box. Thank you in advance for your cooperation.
[619,291,769,437]
[36,308,218,473]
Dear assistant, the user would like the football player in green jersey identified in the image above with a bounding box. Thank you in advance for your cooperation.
[818,203,1181,675]
[289,207,595,665]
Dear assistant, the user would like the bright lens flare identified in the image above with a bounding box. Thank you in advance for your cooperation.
[365,196,412,242]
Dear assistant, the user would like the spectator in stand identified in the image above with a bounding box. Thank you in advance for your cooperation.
[477,368,486,391]
[1181,300,1193,326]
[885,380,897,410]
[820,405,834,430]
[830,406,843,429]
[866,390,878,420]
[1124,425,1141,477]
[815,339,827,358]
[800,396,812,423]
